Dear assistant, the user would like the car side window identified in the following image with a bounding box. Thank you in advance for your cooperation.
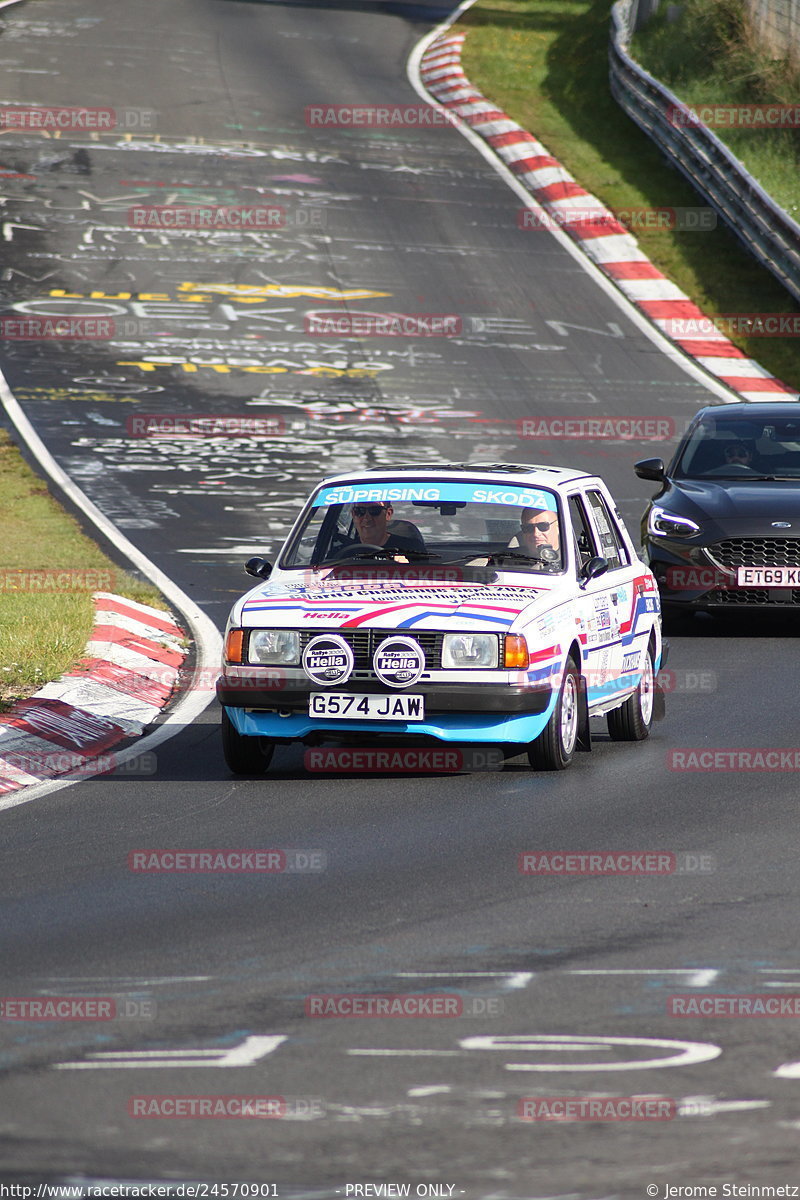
[568,495,599,572]
[585,490,629,570]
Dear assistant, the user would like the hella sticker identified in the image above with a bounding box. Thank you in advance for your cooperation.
[373,635,426,689]
[302,634,354,687]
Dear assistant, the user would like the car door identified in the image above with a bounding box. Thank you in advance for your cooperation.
[566,490,625,701]
[583,486,640,692]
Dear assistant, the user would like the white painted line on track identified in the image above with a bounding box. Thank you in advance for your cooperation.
[54,1034,286,1070]
[567,968,720,987]
[395,971,533,989]
[347,1049,464,1056]
[0,370,222,811]
[407,3,742,407]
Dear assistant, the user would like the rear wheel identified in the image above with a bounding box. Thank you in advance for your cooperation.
[527,657,580,771]
[221,708,275,775]
[607,642,655,741]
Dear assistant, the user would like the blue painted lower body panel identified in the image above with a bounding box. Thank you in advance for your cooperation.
[226,692,560,746]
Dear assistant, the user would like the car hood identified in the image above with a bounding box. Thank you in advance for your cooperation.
[237,571,560,631]
[664,479,800,530]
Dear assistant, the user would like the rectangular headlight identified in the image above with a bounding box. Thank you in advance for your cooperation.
[248,629,300,665]
[441,633,498,669]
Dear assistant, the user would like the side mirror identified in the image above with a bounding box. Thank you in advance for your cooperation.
[634,457,666,482]
[245,557,273,580]
[579,556,609,588]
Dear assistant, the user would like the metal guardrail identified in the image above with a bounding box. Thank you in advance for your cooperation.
[609,0,800,305]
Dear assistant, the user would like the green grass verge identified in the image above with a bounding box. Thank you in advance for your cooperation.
[457,0,800,388]
[0,429,166,711]
[633,0,800,216]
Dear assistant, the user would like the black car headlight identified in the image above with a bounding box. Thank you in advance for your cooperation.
[248,629,300,665]
[648,505,701,539]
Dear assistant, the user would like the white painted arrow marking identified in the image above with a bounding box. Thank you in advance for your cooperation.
[545,319,625,338]
[53,1034,286,1070]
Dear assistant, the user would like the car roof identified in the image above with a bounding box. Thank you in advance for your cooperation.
[316,462,599,489]
[694,402,800,420]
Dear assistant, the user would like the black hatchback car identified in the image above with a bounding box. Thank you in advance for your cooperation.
[635,402,800,615]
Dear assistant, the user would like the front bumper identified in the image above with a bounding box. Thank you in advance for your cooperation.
[646,540,800,609]
[218,674,558,745]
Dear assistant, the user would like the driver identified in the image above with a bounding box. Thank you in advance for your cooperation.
[351,502,422,553]
[723,441,754,467]
[518,506,561,562]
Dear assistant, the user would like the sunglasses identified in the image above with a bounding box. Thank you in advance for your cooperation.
[352,505,388,517]
[521,519,556,533]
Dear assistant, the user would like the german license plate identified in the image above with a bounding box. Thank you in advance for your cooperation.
[309,692,425,720]
[736,566,800,587]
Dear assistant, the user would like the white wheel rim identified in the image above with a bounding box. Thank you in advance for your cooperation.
[560,671,579,756]
[639,652,654,725]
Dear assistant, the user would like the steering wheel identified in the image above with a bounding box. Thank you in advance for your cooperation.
[328,542,388,561]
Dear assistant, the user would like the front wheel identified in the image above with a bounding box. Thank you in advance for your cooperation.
[221,708,275,775]
[607,642,655,741]
[527,658,580,771]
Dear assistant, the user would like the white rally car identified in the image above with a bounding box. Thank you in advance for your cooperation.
[218,464,666,773]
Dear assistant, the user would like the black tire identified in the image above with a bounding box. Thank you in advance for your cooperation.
[607,642,655,741]
[221,708,275,775]
[527,657,580,771]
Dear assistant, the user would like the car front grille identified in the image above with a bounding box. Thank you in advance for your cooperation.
[708,587,800,606]
[298,628,447,671]
[709,538,800,569]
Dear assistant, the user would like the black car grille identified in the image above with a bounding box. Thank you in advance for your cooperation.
[709,538,800,569]
[708,588,800,606]
[298,628,447,671]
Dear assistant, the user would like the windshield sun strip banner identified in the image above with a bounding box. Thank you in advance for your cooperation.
[311,481,557,509]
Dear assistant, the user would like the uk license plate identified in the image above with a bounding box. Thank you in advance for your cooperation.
[736,566,800,587]
[309,692,425,720]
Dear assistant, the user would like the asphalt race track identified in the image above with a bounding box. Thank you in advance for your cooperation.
[1,0,800,1195]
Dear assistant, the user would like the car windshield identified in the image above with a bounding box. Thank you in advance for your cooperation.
[675,414,800,479]
[281,478,565,574]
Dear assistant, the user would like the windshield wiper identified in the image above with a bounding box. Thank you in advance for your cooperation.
[700,473,783,481]
[486,551,538,564]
